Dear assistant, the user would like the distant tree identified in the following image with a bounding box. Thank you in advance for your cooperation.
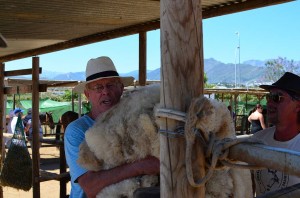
[62,90,79,101]
[204,72,208,84]
[264,57,300,82]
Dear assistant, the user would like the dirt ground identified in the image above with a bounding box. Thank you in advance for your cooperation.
[2,144,71,198]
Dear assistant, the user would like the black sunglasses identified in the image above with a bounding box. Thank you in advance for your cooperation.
[266,93,285,103]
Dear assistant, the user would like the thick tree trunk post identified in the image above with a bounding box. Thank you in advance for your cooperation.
[160,0,204,197]
[0,62,4,198]
[32,57,41,198]
[139,32,147,86]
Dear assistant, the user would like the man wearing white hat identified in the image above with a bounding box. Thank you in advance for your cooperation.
[64,56,159,198]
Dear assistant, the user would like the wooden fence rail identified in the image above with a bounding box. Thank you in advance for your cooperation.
[229,140,300,177]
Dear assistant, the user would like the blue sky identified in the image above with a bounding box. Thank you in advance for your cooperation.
[5,1,300,74]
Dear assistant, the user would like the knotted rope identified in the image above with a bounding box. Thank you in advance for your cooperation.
[186,122,264,188]
[156,106,263,188]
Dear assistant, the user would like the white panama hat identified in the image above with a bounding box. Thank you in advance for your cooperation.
[73,56,134,93]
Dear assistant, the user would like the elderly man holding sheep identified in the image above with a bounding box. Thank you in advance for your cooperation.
[64,56,159,198]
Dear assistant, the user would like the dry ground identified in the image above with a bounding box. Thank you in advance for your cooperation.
[2,144,71,198]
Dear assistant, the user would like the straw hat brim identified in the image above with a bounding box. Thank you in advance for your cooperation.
[73,76,135,93]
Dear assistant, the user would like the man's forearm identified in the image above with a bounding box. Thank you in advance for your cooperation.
[78,156,159,198]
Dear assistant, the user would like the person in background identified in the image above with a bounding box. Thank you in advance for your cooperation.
[24,108,43,148]
[4,110,15,147]
[10,108,24,134]
[251,72,300,196]
[227,105,236,121]
[23,108,32,126]
[248,103,266,134]
[64,56,159,198]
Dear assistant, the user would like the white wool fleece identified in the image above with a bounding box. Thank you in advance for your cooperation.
[185,96,253,198]
[77,84,160,198]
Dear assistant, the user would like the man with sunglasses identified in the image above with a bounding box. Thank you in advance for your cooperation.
[251,72,300,196]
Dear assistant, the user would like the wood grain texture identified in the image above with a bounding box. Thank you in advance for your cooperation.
[160,0,205,197]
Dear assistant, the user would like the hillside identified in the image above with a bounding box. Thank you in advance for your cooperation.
[46,58,270,85]
[34,58,298,85]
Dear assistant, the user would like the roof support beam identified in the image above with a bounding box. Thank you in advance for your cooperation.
[0,0,293,63]
[0,20,160,63]
[138,32,147,86]
[202,0,294,18]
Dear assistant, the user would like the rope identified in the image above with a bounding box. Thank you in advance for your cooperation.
[159,126,185,138]
[207,135,264,170]
[156,108,186,138]
[188,131,264,187]
[156,106,264,187]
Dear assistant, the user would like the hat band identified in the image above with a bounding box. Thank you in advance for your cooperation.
[86,70,119,82]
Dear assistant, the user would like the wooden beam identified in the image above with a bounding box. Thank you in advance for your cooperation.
[4,68,42,77]
[229,142,300,177]
[0,20,160,63]
[160,0,204,197]
[59,141,68,197]
[4,84,47,94]
[39,171,70,182]
[202,0,294,19]
[139,32,147,86]
[32,57,41,198]
[0,62,4,198]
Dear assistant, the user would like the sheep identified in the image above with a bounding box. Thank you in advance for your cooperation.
[77,84,160,198]
[185,96,253,198]
[78,84,253,198]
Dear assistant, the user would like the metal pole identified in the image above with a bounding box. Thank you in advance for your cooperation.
[234,45,237,88]
[236,32,240,86]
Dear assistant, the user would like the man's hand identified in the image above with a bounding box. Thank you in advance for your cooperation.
[78,156,159,198]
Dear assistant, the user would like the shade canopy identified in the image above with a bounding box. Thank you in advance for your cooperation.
[0,0,293,63]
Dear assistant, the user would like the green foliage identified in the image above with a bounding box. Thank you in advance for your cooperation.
[61,90,79,101]
[204,72,216,88]
[82,101,91,112]
[204,72,208,84]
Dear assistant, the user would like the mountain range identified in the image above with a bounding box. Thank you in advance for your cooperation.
[38,58,298,85]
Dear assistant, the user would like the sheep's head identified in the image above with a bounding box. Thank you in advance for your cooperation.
[185,96,236,188]
[186,96,235,143]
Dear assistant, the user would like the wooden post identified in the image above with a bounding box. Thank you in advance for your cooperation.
[60,144,67,197]
[246,94,248,112]
[160,0,204,197]
[32,57,41,198]
[78,94,82,117]
[71,90,75,112]
[139,32,147,86]
[13,94,16,109]
[0,62,4,198]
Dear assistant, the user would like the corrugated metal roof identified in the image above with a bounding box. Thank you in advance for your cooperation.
[0,0,293,62]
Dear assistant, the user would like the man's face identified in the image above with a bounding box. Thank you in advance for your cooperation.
[266,88,299,125]
[84,77,124,115]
